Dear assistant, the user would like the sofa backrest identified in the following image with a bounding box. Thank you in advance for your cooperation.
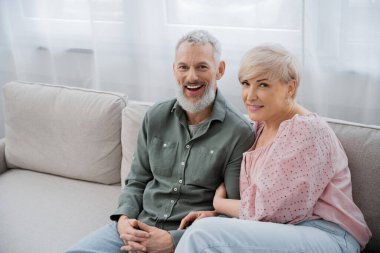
[120,101,152,188]
[3,81,127,184]
[326,118,380,252]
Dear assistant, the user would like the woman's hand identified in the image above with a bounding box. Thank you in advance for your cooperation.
[178,210,218,230]
[213,183,227,209]
[214,183,227,198]
[213,183,240,218]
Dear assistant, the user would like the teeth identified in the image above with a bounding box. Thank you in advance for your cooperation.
[186,85,202,89]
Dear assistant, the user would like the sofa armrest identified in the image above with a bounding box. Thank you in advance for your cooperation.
[0,138,7,175]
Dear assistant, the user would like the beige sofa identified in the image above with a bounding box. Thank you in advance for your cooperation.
[0,81,379,253]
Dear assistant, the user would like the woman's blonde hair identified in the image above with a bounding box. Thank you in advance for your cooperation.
[238,44,300,97]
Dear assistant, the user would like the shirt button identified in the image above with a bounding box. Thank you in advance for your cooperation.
[178,179,183,184]
[173,187,178,192]
[163,143,167,148]
[164,214,168,218]
[186,145,190,149]
[171,200,175,203]
[181,162,185,166]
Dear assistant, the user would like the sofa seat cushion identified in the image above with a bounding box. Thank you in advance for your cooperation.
[0,169,121,253]
[3,81,127,184]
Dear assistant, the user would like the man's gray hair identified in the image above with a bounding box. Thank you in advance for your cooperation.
[175,30,222,63]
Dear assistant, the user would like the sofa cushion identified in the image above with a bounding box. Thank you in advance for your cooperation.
[326,118,380,252]
[3,81,127,184]
[0,169,121,253]
[120,101,152,187]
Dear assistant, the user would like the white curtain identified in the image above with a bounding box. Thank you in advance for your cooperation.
[0,0,379,137]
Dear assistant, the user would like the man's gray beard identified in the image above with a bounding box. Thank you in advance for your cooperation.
[176,84,216,113]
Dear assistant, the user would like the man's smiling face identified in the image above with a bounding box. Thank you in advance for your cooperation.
[173,41,221,112]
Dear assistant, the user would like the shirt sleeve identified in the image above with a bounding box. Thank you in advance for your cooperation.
[241,118,339,224]
[168,229,185,247]
[110,113,153,220]
[224,126,255,199]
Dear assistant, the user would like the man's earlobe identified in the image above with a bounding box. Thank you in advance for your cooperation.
[217,61,226,80]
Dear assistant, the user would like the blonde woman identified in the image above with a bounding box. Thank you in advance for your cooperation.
[175,44,371,253]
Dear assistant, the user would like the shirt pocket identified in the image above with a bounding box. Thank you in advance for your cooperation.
[186,146,224,187]
[149,137,178,177]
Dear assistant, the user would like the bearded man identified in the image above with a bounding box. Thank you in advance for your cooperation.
[66,30,254,253]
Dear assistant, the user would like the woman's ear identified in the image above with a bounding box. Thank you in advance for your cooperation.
[288,79,297,98]
[216,61,226,80]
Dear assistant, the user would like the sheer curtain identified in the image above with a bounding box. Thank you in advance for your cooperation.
[301,0,380,125]
[0,0,379,137]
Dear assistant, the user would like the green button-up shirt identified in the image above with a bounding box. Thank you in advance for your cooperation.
[111,91,255,246]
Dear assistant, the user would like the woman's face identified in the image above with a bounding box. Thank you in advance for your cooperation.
[241,74,294,122]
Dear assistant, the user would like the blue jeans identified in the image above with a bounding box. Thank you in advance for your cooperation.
[175,217,360,253]
[64,222,124,253]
